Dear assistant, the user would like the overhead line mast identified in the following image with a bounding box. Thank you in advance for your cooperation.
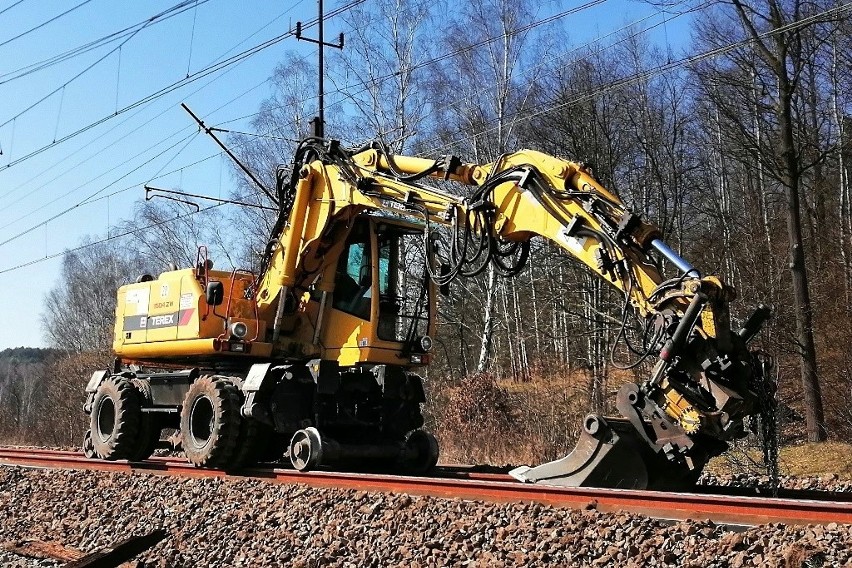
[296,0,344,137]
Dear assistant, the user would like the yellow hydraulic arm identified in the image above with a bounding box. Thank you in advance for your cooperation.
[250,138,773,489]
[257,140,696,322]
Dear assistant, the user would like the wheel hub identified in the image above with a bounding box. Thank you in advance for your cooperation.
[189,395,215,448]
[96,397,116,442]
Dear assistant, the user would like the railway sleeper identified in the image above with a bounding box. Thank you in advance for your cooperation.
[82,360,438,473]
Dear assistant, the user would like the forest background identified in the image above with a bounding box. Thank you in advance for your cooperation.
[1,0,851,470]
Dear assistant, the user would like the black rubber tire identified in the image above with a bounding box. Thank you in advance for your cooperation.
[82,429,96,459]
[128,416,161,462]
[180,376,241,468]
[89,376,142,460]
[127,379,161,462]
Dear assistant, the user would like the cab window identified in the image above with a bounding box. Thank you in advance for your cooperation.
[332,222,372,320]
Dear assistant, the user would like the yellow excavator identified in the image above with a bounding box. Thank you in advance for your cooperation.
[83,137,773,489]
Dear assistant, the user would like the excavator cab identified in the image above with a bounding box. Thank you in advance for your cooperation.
[319,216,434,367]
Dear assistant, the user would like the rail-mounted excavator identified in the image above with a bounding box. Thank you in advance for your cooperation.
[83,137,774,489]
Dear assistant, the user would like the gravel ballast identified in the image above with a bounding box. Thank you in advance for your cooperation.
[1,466,850,567]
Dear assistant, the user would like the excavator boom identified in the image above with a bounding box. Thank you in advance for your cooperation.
[338,140,773,489]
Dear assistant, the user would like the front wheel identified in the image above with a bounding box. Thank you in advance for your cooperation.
[180,376,241,468]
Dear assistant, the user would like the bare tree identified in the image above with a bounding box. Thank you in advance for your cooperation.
[41,239,145,353]
[691,0,833,440]
[229,54,319,269]
[428,0,544,374]
[332,0,435,151]
[119,199,237,272]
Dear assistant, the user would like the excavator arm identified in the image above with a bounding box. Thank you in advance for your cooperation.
[251,139,773,489]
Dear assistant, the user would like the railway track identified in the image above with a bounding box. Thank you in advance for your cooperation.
[1,447,850,527]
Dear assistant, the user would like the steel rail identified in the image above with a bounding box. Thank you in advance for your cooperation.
[0,447,850,526]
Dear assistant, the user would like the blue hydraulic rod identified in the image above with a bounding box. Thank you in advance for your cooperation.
[651,239,700,277]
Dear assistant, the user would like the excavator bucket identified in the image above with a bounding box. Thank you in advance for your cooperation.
[509,414,701,490]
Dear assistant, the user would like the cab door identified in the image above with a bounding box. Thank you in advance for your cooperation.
[322,218,376,363]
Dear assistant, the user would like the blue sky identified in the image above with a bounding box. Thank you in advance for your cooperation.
[0,0,695,350]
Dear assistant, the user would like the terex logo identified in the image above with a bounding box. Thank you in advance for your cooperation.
[150,314,175,326]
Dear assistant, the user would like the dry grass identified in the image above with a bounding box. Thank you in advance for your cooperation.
[430,368,852,481]
[429,372,591,466]
[707,442,852,479]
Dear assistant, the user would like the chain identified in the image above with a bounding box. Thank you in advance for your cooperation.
[753,351,779,496]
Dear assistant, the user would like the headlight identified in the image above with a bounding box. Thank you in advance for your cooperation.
[230,321,248,339]
[419,335,433,352]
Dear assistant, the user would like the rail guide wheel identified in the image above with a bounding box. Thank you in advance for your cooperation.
[289,427,324,471]
[404,430,439,473]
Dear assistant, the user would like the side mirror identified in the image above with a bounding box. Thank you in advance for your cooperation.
[206,281,224,306]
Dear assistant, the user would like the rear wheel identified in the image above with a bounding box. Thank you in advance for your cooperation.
[180,376,241,468]
[89,376,142,460]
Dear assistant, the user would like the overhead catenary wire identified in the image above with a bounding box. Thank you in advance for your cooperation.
[0,0,362,173]
[1,0,694,254]
[222,0,703,148]
[0,0,25,17]
[217,0,612,128]
[0,0,724,248]
[0,0,211,85]
[0,43,314,222]
[0,202,227,276]
[414,1,715,147]
[423,0,852,154]
[2,0,845,279]
[0,1,323,269]
[0,0,93,49]
[0,0,308,207]
[186,0,200,76]
[0,131,199,249]
[0,1,211,130]
[0,0,307,202]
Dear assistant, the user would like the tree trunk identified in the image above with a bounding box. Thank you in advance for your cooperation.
[727,0,827,441]
[777,77,827,441]
[476,264,498,373]
[832,36,851,311]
